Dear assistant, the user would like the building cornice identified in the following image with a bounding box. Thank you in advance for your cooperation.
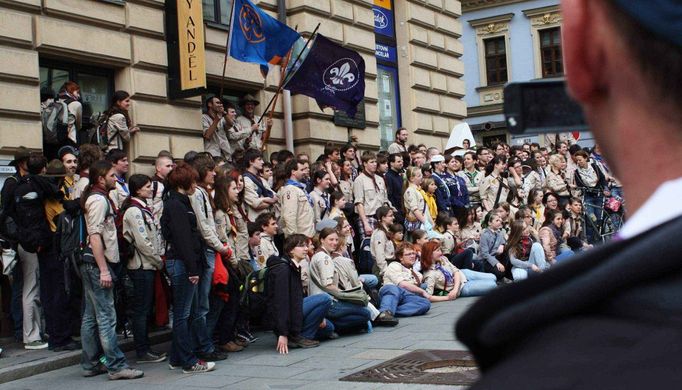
[462,0,529,13]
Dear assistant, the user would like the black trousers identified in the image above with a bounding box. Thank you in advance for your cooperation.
[38,249,74,347]
[483,253,513,281]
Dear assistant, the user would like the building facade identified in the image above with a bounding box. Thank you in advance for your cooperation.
[460,0,591,147]
[0,0,465,176]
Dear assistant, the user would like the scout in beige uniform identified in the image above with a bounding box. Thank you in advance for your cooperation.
[278,159,315,238]
[353,152,390,238]
[479,156,511,212]
[377,244,431,318]
[236,94,274,151]
[254,213,280,266]
[242,149,277,222]
[309,170,332,225]
[308,228,371,333]
[370,206,396,278]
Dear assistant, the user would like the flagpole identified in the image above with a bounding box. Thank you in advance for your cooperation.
[256,22,321,127]
[260,50,292,151]
[219,0,237,98]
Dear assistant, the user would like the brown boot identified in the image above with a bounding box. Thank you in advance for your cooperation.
[218,341,244,353]
[234,338,249,348]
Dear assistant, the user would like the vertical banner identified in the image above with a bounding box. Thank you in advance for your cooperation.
[373,0,395,38]
[166,0,207,99]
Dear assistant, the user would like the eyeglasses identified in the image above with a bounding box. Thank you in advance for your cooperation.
[403,252,416,257]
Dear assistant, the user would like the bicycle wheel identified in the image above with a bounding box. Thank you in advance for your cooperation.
[601,211,623,240]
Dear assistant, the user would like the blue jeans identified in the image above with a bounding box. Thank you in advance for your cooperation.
[192,249,215,354]
[301,294,332,339]
[325,299,371,332]
[460,269,497,296]
[511,243,551,281]
[379,285,430,317]
[128,269,155,357]
[555,248,576,263]
[359,274,378,289]
[166,259,199,368]
[80,262,128,373]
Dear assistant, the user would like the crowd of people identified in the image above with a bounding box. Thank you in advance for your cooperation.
[0,86,624,381]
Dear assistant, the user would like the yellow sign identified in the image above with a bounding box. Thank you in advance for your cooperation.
[374,0,391,10]
[177,0,206,91]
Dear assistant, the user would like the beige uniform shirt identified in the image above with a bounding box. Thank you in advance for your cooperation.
[122,200,163,271]
[332,255,363,290]
[309,250,337,296]
[353,173,389,216]
[383,261,421,287]
[109,179,128,210]
[422,257,465,295]
[479,174,510,211]
[545,169,571,197]
[277,183,315,238]
[441,231,457,255]
[107,113,131,152]
[243,173,271,222]
[404,185,431,224]
[370,229,394,277]
[84,193,119,263]
[310,188,329,225]
[201,114,232,158]
[338,180,354,205]
[387,142,407,155]
[236,114,265,150]
[258,233,279,266]
[190,186,224,252]
[459,169,482,203]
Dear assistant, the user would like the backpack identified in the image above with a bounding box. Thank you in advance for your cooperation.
[88,112,110,151]
[41,99,71,145]
[356,237,374,275]
[55,210,86,285]
[240,260,282,321]
[13,176,51,253]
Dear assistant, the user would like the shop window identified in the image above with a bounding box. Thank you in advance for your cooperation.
[377,65,401,151]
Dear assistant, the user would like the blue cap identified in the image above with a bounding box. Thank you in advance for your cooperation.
[613,0,682,48]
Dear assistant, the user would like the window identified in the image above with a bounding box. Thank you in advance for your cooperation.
[540,27,563,78]
[484,37,508,85]
[39,60,114,125]
[202,85,249,116]
[203,0,233,26]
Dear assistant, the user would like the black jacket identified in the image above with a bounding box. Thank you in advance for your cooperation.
[265,255,303,337]
[385,169,405,223]
[161,190,204,276]
[456,217,682,389]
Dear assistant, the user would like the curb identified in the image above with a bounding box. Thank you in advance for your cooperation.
[0,330,172,384]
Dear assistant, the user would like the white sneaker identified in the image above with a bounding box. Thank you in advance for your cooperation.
[182,360,215,374]
[24,340,48,350]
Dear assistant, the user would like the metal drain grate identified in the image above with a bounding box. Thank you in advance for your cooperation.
[340,349,480,386]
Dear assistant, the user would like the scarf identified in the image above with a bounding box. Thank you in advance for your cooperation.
[286,179,313,205]
[435,259,454,286]
[362,170,379,191]
[549,223,564,247]
[115,175,129,195]
[464,169,479,186]
[419,188,438,221]
[577,164,599,188]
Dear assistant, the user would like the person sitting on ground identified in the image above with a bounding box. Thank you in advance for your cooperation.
[505,220,550,281]
[437,213,479,271]
[309,228,373,334]
[420,241,497,299]
[389,223,404,248]
[266,234,332,354]
[411,229,429,273]
[479,211,513,283]
[538,209,571,264]
[254,212,279,269]
[378,243,434,323]
[370,206,395,278]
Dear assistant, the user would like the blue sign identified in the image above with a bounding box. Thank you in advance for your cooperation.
[375,43,397,63]
[373,5,394,38]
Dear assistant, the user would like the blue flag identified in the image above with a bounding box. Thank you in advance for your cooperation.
[228,0,300,68]
[284,34,365,117]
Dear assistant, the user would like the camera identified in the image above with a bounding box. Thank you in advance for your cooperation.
[504,79,589,135]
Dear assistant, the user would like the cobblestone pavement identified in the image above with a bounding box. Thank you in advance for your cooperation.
[0,297,478,390]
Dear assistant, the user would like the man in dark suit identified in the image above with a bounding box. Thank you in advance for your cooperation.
[456,0,682,388]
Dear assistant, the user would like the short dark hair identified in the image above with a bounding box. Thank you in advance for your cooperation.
[192,155,216,182]
[243,148,262,170]
[394,242,415,260]
[388,153,403,164]
[106,148,126,164]
[395,127,407,136]
[574,150,590,159]
[284,234,308,256]
[204,95,219,111]
[284,158,305,178]
[167,162,198,191]
[128,174,151,198]
[254,212,276,230]
[27,153,47,175]
[247,221,262,238]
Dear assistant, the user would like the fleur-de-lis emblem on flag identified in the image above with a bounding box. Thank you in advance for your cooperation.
[329,63,355,86]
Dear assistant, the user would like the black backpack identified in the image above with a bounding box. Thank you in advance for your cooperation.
[240,260,283,321]
[13,176,51,253]
[55,210,86,286]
